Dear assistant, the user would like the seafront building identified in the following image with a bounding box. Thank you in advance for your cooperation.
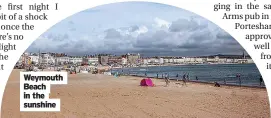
[17,52,254,68]
[88,57,99,65]
[28,55,39,64]
[69,56,83,64]
[40,53,55,65]
[98,55,109,65]
[122,56,128,65]
[127,53,141,65]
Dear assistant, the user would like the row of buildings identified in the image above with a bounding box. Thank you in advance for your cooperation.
[17,52,141,67]
[17,52,254,67]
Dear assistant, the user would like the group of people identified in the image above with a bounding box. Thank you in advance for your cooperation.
[162,73,192,87]
[236,74,264,86]
[182,73,191,86]
[152,72,265,87]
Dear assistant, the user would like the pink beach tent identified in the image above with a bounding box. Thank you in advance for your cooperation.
[140,78,154,87]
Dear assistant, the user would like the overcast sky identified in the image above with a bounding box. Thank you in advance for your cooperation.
[27,2,244,56]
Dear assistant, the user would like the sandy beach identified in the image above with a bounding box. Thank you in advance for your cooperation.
[1,69,270,118]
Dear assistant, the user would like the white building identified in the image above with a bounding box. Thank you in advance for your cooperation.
[148,58,159,64]
[29,55,39,64]
[195,58,204,63]
[88,57,99,65]
[214,56,219,62]
[163,58,169,63]
[184,57,192,63]
[173,58,185,63]
[169,58,174,63]
[159,58,164,64]
[122,57,128,65]
[41,53,55,65]
[218,58,227,63]
[226,58,234,63]
[56,56,69,65]
[207,57,216,63]
[69,57,83,64]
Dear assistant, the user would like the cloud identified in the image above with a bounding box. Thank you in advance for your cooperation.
[153,17,170,29]
[27,2,244,56]
[104,29,121,39]
[29,17,242,56]
[129,26,139,32]
[216,30,234,39]
[135,26,148,34]
[169,18,207,32]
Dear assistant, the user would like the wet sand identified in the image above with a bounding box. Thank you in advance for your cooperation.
[1,69,270,118]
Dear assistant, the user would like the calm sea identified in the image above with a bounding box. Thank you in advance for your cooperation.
[111,64,264,87]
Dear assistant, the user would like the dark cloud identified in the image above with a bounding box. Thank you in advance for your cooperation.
[104,28,121,39]
[129,26,139,32]
[216,31,234,39]
[169,18,207,32]
[177,43,202,49]
[133,31,169,48]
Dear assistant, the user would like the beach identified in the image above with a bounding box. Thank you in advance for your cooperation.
[1,69,270,118]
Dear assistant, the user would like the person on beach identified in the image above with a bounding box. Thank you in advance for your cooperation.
[157,73,159,78]
[214,82,221,87]
[176,74,179,81]
[196,76,198,80]
[182,74,187,86]
[236,74,241,86]
[165,73,170,86]
[260,76,263,86]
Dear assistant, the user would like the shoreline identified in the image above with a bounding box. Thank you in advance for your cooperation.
[110,63,263,88]
[119,74,266,89]
[111,63,254,69]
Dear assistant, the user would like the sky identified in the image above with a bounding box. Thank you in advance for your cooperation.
[27,2,244,56]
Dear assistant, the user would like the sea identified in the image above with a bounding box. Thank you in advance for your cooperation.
[111,64,264,87]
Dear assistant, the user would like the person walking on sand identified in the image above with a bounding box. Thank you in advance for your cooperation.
[182,74,187,86]
[165,73,170,87]
[176,74,179,81]
[167,73,170,86]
